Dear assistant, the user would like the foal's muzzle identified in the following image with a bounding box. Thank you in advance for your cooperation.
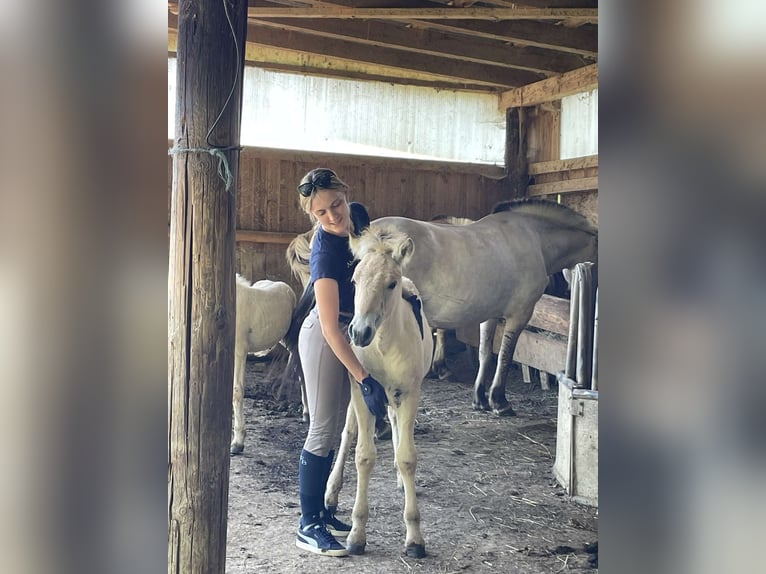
[348,321,375,347]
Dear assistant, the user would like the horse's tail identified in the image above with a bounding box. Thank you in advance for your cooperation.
[283,281,315,357]
[272,281,316,416]
[286,229,314,288]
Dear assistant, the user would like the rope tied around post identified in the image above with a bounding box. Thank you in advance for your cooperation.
[167,145,242,194]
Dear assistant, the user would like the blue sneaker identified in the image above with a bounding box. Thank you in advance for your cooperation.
[296,522,348,557]
[322,509,352,537]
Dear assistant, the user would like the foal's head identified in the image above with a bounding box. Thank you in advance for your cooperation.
[348,227,414,347]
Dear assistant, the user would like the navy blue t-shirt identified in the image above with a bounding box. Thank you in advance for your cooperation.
[310,226,356,314]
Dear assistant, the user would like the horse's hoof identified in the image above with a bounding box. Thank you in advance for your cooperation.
[346,542,366,555]
[405,543,426,559]
[230,443,243,455]
[472,401,491,412]
[492,404,516,417]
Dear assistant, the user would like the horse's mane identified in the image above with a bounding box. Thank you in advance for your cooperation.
[236,273,253,287]
[349,225,410,262]
[491,198,597,234]
[430,214,474,226]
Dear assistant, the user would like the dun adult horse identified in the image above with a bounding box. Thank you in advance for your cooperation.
[428,214,474,380]
[327,227,433,558]
[374,198,597,415]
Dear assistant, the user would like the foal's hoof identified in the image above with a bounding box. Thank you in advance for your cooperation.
[405,543,427,559]
[491,404,517,417]
[346,542,366,555]
[230,443,244,455]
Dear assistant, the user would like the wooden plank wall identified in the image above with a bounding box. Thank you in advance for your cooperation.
[524,105,598,227]
[168,142,510,293]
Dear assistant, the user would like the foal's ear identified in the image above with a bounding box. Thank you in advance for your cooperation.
[393,236,415,265]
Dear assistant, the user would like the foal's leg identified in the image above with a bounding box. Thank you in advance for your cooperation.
[230,348,247,454]
[346,388,377,555]
[472,319,498,411]
[388,405,403,490]
[394,389,426,558]
[325,402,357,510]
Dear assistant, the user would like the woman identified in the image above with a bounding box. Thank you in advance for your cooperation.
[293,168,388,557]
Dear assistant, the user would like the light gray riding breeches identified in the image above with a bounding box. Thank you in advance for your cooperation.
[299,308,351,457]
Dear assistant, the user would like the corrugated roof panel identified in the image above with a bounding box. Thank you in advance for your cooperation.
[169,59,505,165]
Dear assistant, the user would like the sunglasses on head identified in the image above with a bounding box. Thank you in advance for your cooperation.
[297,169,336,197]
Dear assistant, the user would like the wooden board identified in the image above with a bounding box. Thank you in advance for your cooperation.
[455,323,568,376]
[528,294,570,337]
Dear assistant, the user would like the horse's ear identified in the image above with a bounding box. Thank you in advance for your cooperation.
[394,236,415,265]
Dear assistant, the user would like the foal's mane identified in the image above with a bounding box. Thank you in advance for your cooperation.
[349,225,409,262]
[491,197,597,234]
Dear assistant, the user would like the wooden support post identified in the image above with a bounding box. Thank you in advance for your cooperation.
[168,2,248,573]
[504,107,529,199]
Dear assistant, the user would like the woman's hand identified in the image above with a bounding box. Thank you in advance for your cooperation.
[359,375,388,417]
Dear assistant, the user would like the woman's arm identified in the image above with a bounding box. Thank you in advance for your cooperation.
[314,278,368,383]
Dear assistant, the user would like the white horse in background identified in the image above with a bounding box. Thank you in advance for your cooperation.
[231,274,296,454]
[326,226,433,558]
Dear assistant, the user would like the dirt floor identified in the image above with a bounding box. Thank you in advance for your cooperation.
[225,345,598,573]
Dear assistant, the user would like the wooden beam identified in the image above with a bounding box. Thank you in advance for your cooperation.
[244,21,542,88]
[529,154,598,175]
[528,294,570,337]
[401,20,597,57]
[528,176,598,196]
[170,26,494,92]
[513,330,568,375]
[168,140,508,178]
[499,63,598,109]
[236,230,298,245]
[246,7,598,21]
[455,324,568,374]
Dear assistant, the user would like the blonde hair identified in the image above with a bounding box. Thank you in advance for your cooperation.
[297,168,349,219]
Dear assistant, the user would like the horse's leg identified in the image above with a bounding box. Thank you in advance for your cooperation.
[472,319,498,411]
[346,389,377,555]
[230,348,246,454]
[325,402,357,510]
[489,313,533,416]
[394,389,426,558]
[431,329,452,380]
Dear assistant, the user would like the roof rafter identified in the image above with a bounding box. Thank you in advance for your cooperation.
[247,17,584,75]
[245,7,598,22]
[244,20,543,87]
